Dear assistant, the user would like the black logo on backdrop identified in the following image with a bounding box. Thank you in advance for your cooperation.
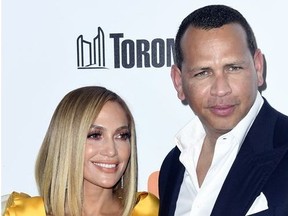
[77,27,106,69]
[77,27,175,69]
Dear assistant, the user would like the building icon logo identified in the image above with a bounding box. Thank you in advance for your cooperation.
[77,27,106,69]
[77,27,175,70]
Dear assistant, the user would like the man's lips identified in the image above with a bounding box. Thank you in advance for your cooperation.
[210,105,235,116]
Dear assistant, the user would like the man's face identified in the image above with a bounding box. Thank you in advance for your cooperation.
[171,24,264,136]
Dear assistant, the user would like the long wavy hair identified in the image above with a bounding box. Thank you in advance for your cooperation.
[35,86,137,216]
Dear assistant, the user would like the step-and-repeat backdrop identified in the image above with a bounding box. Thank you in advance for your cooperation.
[2,0,288,196]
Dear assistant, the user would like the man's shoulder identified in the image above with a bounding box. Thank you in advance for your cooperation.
[256,99,288,144]
[262,98,288,121]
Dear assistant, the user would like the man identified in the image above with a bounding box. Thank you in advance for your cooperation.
[159,5,288,216]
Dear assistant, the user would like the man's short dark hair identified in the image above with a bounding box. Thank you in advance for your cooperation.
[174,5,258,69]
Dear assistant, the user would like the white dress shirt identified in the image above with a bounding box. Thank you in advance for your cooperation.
[174,92,265,216]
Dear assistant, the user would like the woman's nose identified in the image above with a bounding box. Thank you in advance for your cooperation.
[100,138,117,157]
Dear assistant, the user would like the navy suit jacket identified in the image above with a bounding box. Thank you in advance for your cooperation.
[159,99,288,216]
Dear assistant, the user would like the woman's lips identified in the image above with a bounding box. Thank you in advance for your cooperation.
[92,162,119,173]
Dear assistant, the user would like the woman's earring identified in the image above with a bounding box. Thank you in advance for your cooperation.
[121,176,124,189]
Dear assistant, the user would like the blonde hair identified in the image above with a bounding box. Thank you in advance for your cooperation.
[35,86,137,216]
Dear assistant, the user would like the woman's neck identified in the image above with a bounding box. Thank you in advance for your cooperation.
[82,182,122,216]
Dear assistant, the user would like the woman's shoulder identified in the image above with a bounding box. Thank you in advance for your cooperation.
[131,192,159,216]
[2,191,46,216]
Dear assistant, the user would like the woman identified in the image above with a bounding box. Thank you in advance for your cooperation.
[3,86,158,216]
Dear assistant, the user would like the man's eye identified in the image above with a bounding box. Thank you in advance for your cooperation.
[228,66,242,72]
[194,71,210,78]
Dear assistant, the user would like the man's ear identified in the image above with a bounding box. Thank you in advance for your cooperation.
[171,64,186,101]
[254,49,264,87]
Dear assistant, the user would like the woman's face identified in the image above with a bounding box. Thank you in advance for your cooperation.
[83,101,131,189]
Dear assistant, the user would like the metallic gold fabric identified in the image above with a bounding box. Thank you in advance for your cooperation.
[132,192,159,216]
[3,192,45,216]
[3,191,158,216]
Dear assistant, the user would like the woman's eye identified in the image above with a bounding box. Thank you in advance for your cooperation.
[116,132,131,140]
[87,132,102,140]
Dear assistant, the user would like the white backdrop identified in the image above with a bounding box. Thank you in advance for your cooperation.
[2,0,288,196]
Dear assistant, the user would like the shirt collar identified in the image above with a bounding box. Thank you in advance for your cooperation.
[176,92,264,152]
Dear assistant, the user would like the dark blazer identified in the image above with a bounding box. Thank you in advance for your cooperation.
[159,99,288,216]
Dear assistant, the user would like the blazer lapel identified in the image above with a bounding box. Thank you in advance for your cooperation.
[211,100,288,216]
[159,147,185,216]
